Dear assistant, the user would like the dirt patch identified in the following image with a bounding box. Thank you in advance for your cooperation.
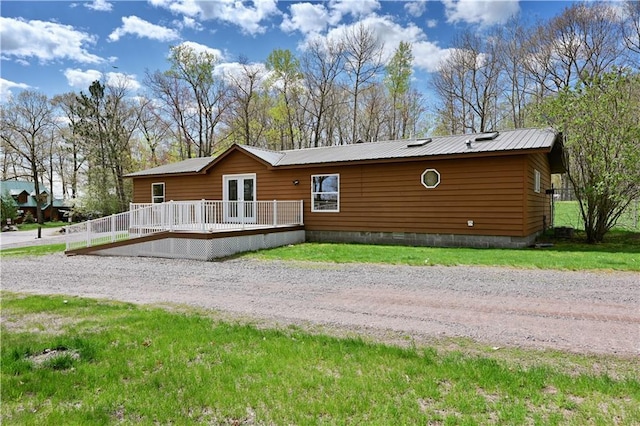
[27,348,80,366]
[1,312,79,335]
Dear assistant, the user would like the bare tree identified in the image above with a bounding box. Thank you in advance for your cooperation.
[0,139,28,181]
[495,18,536,128]
[341,22,384,144]
[621,0,640,67]
[525,2,625,94]
[225,59,269,146]
[146,44,228,158]
[0,90,54,235]
[51,92,86,199]
[301,36,345,147]
[135,97,172,167]
[433,31,501,134]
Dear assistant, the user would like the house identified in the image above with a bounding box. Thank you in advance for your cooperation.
[126,127,565,249]
[0,180,69,223]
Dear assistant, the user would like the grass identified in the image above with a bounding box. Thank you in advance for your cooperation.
[2,292,638,425]
[3,202,639,270]
[247,229,640,271]
[3,230,639,270]
[0,243,67,258]
[554,200,639,231]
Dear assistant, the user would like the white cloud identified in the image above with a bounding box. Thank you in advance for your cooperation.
[176,16,203,31]
[414,42,455,72]
[175,41,224,60]
[281,2,332,34]
[63,68,103,89]
[442,0,520,26]
[108,16,180,42]
[404,1,427,18]
[426,19,438,28]
[85,0,113,12]
[323,15,450,72]
[282,0,381,36]
[63,68,141,92]
[105,72,142,91]
[329,0,380,19]
[152,0,280,35]
[214,61,269,85]
[0,78,31,103]
[0,17,102,64]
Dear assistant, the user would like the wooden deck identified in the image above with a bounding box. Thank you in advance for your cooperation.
[66,225,305,260]
[65,200,305,260]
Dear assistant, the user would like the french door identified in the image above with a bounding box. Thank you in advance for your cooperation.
[223,174,256,223]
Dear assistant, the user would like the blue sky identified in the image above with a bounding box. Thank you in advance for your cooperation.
[1,1,575,102]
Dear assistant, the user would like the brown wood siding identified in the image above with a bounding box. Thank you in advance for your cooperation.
[525,153,552,235]
[297,156,527,237]
[130,151,550,238]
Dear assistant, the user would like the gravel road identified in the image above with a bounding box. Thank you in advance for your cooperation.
[1,253,638,356]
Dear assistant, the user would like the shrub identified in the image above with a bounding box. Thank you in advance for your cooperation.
[23,211,35,224]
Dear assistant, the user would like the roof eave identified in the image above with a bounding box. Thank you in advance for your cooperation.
[229,145,279,169]
[126,170,209,179]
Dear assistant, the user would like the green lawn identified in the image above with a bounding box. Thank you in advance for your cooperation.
[3,229,639,270]
[2,293,638,425]
[554,200,640,231]
[3,201,639,270]
[0,244,67,258]
[248,230,640,271]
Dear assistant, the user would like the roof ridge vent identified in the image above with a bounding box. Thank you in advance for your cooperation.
[474,131,499,141]
[406,138,432,148]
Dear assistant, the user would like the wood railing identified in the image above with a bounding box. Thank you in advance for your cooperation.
[66,200,304,251]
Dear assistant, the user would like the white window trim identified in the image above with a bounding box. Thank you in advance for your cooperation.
[311,174,340,213]
[534,169,541,193]
[222,173,257,223]
[222,173,257,202]
[152,182,165,203]
[421,169,441,189]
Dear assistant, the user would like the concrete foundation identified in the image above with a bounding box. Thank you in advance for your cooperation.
[306,230,539,249]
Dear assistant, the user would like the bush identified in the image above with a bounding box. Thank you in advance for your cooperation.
[1,191,18,225]
[23,211,35,224]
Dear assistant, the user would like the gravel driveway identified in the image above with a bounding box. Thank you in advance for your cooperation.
[1,253,638,356]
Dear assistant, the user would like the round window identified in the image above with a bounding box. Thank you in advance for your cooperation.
[421,169,440,189]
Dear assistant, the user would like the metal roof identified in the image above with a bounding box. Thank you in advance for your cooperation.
[125,157,216,177]
[0,180,67,209]
[1,180,48,196]
[126,128,561,178]
[241,128,559,167]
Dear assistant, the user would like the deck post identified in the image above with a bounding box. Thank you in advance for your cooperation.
[241,201,245,229]
[273,200,277,226]
[299,200,304,225]
[201,199,206,232]
[160,203,165,231]
[130,203,135,228]
[169,201,174,232]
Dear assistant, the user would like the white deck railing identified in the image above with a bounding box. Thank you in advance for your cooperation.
[66,200,304,251]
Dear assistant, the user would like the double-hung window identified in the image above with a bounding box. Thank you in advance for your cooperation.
[311,174,339,212]
[534,170,541,193]
[152,182,165,203]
